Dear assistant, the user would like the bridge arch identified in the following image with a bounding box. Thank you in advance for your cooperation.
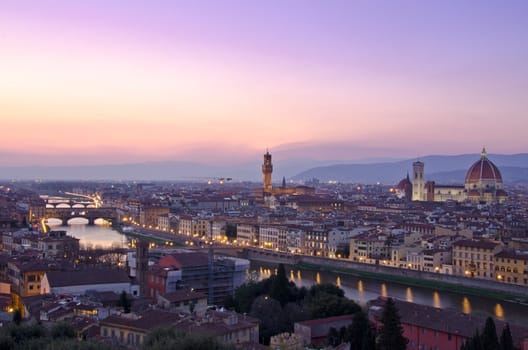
[72,203,86,209]
[46,218,63,226]
[56,203,71,209]
[93,218,112,225]
[67,217,90,225]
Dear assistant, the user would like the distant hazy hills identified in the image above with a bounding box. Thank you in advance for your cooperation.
[292,153,528,184]
[0,153,527,184]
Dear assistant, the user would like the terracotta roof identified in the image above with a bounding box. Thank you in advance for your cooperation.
[495,250,528,260]
[45,269,130,288]
[297,314,354,327]
[159,289,207,303]
[465,152,503,184]
[452,239,501,250]
[101,309,182,332]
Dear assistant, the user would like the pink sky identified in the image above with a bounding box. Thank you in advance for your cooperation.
[1,1,527,166]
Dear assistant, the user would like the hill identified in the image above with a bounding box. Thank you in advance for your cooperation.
[292,153,528,184]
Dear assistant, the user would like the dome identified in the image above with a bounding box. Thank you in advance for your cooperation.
[465,148,503,185]
[396,174,412,191]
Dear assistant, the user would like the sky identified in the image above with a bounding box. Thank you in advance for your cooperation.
[1,0,527,166]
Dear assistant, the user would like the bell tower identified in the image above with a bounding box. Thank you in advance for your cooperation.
[262,150,273,193]
[412,160,425,201]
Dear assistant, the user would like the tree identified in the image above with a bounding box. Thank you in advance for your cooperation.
[377,298,408,350]
[12,310,22,326]
[500,324,514,350]
[361,324,376,350]
[346,310,370,350]
[270,263,290,306]
[481,317,499,350]
[50,322,76,339]
[327,327,340,347]
[118,291,132,313]
[249,295,288,344]
[305,288,360,319]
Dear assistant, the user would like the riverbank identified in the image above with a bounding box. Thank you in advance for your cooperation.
[297,261,525,302]
[244,248,528,303]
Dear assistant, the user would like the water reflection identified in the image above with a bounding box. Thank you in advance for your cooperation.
[494,303,504,320]
[297,270,301,280]
[433,291,442,308]
[336,276,341,288]
[406,287,413,302]
[358,280,364,293]
[462,297,471,314]
[381,283,388,297]
[316,272,321,285]
[47,220,126,249]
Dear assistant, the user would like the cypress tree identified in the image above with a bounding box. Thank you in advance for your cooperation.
[270,263,289,306]
[361,324,376,350]
[347,310,369,350]
[377,298,408,350]
[499,324,514,350]
[481,317,500,350]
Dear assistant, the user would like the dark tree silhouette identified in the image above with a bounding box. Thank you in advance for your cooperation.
[270,263,289,306]
[377,298,408,350]
[12,309,22,325]
[500,323,514,350]
[481,317,499,350]
[347,310,370,350]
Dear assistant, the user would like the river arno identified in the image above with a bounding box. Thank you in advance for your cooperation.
[250,261,528,327]
[47,218,128,249]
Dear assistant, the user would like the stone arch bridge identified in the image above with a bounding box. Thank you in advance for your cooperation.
[45,207,117,225]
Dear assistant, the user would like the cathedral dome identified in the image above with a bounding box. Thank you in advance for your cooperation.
[465,148,503,185]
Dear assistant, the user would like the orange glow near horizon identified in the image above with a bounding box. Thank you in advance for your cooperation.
[1,2,527,166]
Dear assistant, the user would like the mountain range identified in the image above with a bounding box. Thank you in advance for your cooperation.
[292,153,528,184]
[0,153,527,184]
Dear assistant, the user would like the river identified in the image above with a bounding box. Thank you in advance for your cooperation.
[46,218,128,249]
[251,261,528,327]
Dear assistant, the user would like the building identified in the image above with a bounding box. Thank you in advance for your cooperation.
[410,149,508,204]
[452,239,503,279]
[41,268,136,296]
[369,297,528,350]
[349,232,389,263]
[100,309,260,348]
[178,215,194,236]
[494,250,528,286]
[305,227,329,257]
[412,161,425,201]
[395,173,413,201]
[259,151,314,198]
[269,332,304,350]
[258,224,287,251]
[294,314,354,346]
[237,223,258,246]
[156,288,208,316]
[139,206,169,228]
[37,231,79,260]
[147,251,249,305]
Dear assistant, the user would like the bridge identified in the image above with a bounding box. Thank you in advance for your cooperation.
[45,207,117,225]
